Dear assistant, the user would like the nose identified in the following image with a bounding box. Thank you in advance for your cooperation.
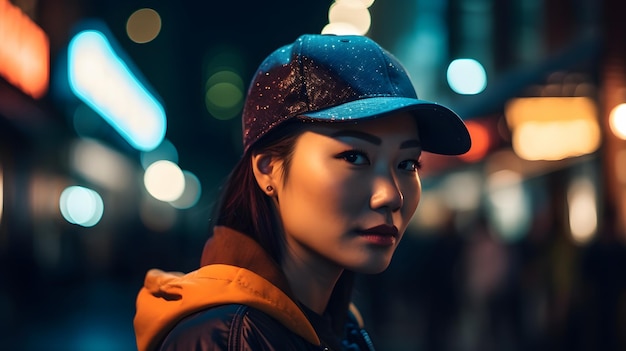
[369,172,403,213]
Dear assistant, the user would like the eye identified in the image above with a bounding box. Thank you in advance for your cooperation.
[335,150,370,165]
[398,159,422,172]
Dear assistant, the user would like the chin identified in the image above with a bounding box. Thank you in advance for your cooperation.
[351,259,392,275]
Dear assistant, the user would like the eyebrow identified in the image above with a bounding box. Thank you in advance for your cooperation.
[331,130,381,145]
[330,130,421,149]
[399,139,421,149]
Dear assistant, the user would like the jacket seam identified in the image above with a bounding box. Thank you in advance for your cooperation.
[227,304,249,351]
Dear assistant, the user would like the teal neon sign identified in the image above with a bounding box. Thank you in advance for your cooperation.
[68,30,166,151]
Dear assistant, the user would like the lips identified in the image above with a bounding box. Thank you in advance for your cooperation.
[357,224,399,238]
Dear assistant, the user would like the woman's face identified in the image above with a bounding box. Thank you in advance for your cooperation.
[272,111,422,274]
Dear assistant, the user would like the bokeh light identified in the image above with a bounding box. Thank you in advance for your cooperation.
[126,8,162,44]
[409,190,450,232]
[143,160,185,202]
[323,0,372,35]
[485,170,530,242]
[568,177,597,244]
[515,119,600,161]
[321,22,362,35]
[355,0,375,7]
[59,186,104,227]
[71,138,134,191]
[459,120,490,162]
[0,0,49,98]
[169,171,202,209]
[609,103,626,140]
[140,139,178,169]
[505,97,600,161]
[447,58,487,95]
[204,70,244,120]
[440,171,483,211]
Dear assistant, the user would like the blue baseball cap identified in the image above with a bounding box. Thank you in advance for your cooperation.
[242,34,471,155]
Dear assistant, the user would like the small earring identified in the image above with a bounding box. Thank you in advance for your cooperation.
[266,185,274,192]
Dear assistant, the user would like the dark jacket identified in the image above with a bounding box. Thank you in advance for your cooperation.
[133,226,375,351]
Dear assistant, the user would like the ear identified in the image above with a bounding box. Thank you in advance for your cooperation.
[251,153,281,194]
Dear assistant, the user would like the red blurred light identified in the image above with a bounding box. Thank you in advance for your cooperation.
[0,0,49,99]
[459,120,490,163]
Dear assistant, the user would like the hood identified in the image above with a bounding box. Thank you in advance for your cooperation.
[133,226,319,351]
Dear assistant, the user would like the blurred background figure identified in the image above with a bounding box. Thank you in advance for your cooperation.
[1,0,626,350]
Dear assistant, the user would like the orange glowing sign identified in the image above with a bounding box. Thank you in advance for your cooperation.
[505,97,600,160]
[0,0,49,99]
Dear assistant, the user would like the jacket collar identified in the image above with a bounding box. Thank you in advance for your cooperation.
[201,226,293,297]
[133,226,320,351]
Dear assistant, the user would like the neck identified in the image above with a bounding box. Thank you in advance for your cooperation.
[281,243,344,315]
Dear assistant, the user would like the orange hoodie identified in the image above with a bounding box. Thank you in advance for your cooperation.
[133,227,320,351]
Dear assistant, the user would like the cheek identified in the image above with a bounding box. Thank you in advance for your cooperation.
[401,175,422,219]
[278,157,365,230]
[280,158,341,222]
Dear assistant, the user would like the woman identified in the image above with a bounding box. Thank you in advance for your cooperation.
[134,34,471,350]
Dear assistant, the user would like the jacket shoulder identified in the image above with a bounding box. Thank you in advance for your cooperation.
[159,304,320,351]
[134,265,319,350]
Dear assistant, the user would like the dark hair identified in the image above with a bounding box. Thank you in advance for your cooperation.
[211,121,303,260]
[208,120,355,333]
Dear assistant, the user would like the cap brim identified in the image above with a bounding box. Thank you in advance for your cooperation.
[299,97,471,155]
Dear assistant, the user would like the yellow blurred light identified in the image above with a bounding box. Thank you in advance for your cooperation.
[337,0,375,7]
[327,0,371,35]
[505,97,597,127]
[321,22,361,35]
[505,97,600,160]
[126,8,162,44]
[609,103,626,140]
[144,160,185,202]
[513,119,600,160]
[567,178,597,244]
